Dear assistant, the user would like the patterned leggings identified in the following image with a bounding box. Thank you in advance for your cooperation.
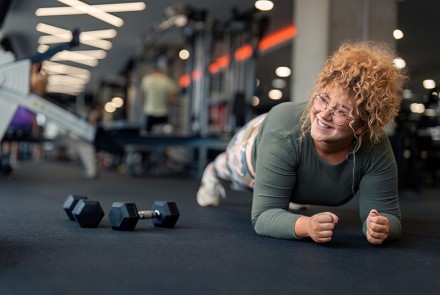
[209,114,267,191]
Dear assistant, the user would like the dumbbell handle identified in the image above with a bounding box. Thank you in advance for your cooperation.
[138,210,160,219]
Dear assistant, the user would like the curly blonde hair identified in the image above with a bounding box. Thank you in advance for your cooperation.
[300,40,408,144]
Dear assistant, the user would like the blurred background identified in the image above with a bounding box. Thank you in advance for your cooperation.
[0,0,439,189]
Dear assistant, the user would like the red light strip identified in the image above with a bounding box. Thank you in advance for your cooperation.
[235,45,253,61]
[179,74,191,88]
[258,25,297,51]
[182,25,297,86]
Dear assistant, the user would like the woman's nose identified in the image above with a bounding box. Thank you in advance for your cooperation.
[319,107,334,120]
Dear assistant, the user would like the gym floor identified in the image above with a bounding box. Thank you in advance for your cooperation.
[1,160,439,295]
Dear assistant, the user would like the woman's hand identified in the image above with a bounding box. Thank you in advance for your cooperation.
[295,212,339,243]
[366,209,389,244]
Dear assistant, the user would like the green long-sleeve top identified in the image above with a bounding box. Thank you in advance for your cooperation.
[250,102,401,241]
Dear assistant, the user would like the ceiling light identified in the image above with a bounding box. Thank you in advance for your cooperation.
[272,78,287,89]
[39,35,113,50]
[37,24,116,40]
[410,103,425,114]
[174,15,188,27]
[51,51,99,67]
[423,79,436,89]
[69,50,107,59]
[402,89,414,99]
[36,23,68,35]
[268,89,282,100]
[275,66,291,77]
[57,0,124,27]
[255,1,274,11]
[46,84,84,95]
[105,102,116,113]
[48,75,89,85]
[42,61,91,77]
[39,35,71,44]
[79,39,113,50]
[36,23,114,49]
[38,44,50,53]
[393,57,406,69]
[393,29,404,39]
[179,49,190,60]
[111,97,124,108]
[36,2,146,16]
[252,96,260,106]
[83,29,117,39]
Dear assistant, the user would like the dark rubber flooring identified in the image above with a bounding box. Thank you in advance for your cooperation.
[1,160,439,295]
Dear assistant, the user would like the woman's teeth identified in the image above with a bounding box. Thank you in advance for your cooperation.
[317,119,331,129]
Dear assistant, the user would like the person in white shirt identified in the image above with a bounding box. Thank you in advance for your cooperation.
[141,66,178,132]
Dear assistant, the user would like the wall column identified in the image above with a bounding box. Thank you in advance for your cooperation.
[291,0,330,102]
[291,0,397,102]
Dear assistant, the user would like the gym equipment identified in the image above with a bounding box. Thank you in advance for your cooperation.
[62,195,104,228]
[0,30,98,178]
[63,194,88,220]
[108,201,179,230]
[112,131,229,177]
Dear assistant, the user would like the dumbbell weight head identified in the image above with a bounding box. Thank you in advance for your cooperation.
[108,202,140,231]
[151,201,180,228]
[72,199,105,228]
[63,195,88,220]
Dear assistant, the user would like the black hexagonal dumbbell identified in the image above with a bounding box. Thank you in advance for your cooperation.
[62,195,105,228]
[108,201,180,231]
[63,194,88,220]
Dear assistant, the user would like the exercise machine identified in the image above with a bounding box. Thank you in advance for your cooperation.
[0,31,97,178]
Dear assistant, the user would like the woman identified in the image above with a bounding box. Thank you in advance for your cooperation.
[196,41,408,245]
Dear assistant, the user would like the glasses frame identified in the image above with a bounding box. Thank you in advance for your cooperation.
[312,95,353,126]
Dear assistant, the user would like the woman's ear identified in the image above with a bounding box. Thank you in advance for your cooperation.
[354,121,367,135]
[355,125,366,135]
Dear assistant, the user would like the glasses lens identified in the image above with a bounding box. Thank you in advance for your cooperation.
[313,96,325,111]
[332,115,346,125]
[313,95,348,126]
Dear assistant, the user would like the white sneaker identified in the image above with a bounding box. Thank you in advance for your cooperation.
[197,174,226,207]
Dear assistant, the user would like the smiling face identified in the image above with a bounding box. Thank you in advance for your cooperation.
[310,85,360,156]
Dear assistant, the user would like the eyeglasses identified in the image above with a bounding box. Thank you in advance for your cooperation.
[312,95,353,126]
